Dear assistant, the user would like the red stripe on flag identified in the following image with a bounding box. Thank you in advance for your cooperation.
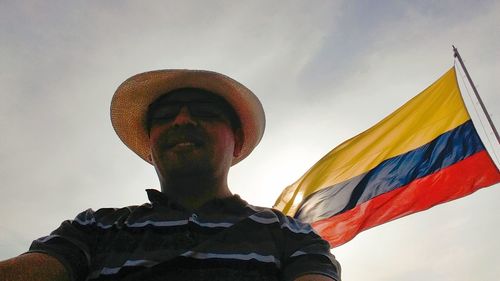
[312,150,500,247]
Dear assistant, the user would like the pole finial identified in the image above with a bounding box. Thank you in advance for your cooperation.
[452,45,458,57]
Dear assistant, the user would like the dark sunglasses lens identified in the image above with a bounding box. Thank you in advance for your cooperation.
[189,103,221,117]
[152,104,181,119]
[151,101,230,120]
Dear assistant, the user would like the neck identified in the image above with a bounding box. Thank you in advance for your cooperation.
[158,172,232,210]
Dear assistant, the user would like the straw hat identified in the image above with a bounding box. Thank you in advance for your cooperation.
[110,69,265,166]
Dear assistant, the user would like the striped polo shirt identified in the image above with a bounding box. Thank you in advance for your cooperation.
[28,189,341,281]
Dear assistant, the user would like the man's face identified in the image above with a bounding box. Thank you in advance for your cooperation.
[147,88,242,178]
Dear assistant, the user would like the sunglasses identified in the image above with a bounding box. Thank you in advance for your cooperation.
[149,101,232,121]
[147,100,242,132]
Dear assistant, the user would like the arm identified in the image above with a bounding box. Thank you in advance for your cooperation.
[276,213,341,281]
[0,253,70,281]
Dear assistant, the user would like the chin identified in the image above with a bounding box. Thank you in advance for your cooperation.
[166,163,215,179]
[161,154,212,173]
[153,151,232,178]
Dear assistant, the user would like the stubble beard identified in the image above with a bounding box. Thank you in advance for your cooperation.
[156,148,218,183]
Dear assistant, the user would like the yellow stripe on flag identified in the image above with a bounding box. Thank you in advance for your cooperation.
[275,67,470,216]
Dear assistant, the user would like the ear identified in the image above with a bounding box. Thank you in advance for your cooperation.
[233,128,244,158]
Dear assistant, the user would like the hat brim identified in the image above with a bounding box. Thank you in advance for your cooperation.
[110,69,265,165]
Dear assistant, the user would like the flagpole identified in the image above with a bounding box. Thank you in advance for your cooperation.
[453,45,500,144]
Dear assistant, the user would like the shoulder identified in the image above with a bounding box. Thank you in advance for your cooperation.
[71,203,152,228]
[247,205,342,281]
[246,205,317,235]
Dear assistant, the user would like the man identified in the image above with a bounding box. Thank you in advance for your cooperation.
[0,70,341,281]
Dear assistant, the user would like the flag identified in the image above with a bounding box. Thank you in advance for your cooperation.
[274,67,500,247]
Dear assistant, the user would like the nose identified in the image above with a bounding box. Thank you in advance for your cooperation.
[172,106,196,126]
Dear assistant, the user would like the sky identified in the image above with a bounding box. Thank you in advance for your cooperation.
[1,1,499,280]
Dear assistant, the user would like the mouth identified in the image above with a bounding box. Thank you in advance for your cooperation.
[162,126,206,150]
[165,137,204,149]
[172,141,197,148]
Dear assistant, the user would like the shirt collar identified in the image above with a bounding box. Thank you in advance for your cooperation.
[146,189,248,213]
